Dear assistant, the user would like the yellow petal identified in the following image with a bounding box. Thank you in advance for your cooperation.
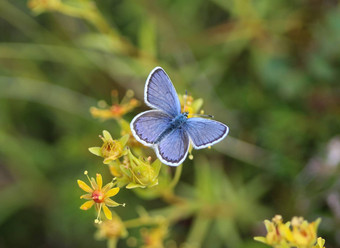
[254,237,267,244]
[102,204,112,220]
[91,177,98,189]
[102,182,113,193]
[103,157,114,164]
[105,187,120,198]
[80,194,92,200]
[316,237,325,248]
[264,220,273,232]
[314,218,321,231]
[119,134,129,147]
[126,182,144,189]
[88,147,102,156]
[77,180,93,193]
[279,223,293,241]
[80,200,94,210]
[105,198,120,207]
[96,174,103,190]
[192,98,203,113]
[103,130,112,140]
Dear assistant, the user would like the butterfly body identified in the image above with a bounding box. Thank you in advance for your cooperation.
[155,112,189,144]
[131,67,229,166]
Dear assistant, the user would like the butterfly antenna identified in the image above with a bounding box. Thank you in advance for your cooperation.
[192,114,214,118]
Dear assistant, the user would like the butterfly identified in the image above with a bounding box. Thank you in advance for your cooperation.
[130,67,229,166]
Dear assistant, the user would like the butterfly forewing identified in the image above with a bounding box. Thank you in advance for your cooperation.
[156,128,189,166]
[131,67,229,166]
[145,67,182,117]
[131,110,172,146]
[184,118,229,149]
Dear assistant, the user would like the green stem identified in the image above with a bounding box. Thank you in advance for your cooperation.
[186,211,212,246]
[123,216,161,228]
[168,164,183,190]
[158,164,184,204]
[107,238,117,248]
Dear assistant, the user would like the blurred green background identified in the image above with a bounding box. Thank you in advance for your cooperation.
[1,0,340,247]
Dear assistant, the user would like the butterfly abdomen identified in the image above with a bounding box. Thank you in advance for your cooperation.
[154,113,188,144]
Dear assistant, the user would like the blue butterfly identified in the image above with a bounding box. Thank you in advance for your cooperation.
[130,67,229,166]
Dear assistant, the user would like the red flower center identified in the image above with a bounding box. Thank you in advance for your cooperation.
[111,105,122,114]
[92,190,105,203]
[301,230,308,237]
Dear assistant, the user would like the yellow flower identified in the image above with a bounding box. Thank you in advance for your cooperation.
[254,215,325,248]
[77,171,124,223]
[178,93,204,160]
[108,158,132,188]
[89,131,129,164]
[95,214,128,241]
[141,224,168,248]
[125,150,161,189]
[254,215,285,246]
[290,217,320,247]
[313,237,326,248]
[178,94,203,118]
[90,90,140,120]
[107,150,161,189]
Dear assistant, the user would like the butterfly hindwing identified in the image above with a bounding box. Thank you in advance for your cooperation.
[184,117,229,149]
[130,110,172,146]
[131,67,229,166]
[156,128,189,166]
[145,67,182,117]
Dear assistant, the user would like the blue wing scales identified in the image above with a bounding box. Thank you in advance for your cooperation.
[156,128,189,166]
[184,118,229,149]
[130,110,172,146]
[145,67,181,117]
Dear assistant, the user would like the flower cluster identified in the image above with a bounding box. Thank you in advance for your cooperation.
[89,130,161,189]
[254,215,326,248]
[109,149,161,189]
[77,90,164,225]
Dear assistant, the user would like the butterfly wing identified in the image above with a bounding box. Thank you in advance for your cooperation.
[155,128,189,166]
[130,110,172,146]
[184,118,229,149]
[145,67,181,117]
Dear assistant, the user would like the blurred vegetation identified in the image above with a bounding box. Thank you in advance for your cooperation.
[0,0,340,247]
